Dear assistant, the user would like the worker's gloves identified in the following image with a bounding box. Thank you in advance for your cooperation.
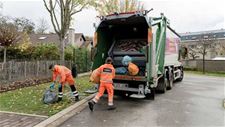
[50,83,55,89]
[50,83,62,89]
[58,84,62,89]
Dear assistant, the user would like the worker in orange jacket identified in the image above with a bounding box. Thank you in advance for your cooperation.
[49,64,79,102]
[88,57,116,111]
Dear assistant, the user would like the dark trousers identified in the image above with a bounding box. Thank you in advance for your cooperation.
[58,85,78,98]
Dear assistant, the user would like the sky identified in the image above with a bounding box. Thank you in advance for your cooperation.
[0,0,224,36]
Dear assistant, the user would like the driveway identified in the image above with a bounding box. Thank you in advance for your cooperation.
[60,74,225,127]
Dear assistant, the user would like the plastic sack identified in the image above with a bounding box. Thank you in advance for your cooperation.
[128,62,139,76]
[42,89,58,104]
[116,67,127,75]
[90,69,100,84]
[122,55,132,66]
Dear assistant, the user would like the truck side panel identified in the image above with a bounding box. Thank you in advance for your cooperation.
[152,18,167,75]
[165,28,181,66]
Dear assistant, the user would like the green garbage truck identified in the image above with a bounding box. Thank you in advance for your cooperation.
[91,11,184,100]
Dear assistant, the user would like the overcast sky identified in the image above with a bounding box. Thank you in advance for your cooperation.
[0,0,224,36]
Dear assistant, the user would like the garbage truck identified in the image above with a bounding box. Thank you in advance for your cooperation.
[91,11,184,100]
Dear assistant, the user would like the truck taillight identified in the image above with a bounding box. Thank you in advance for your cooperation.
[148,28,153,44]
[93,32,97,47]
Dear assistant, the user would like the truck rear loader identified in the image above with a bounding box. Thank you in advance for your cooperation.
[91,11,184,100]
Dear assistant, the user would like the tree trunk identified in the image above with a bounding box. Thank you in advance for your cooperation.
[203,53,205,74]
[73,47,76,63]
[60,37,65,62]
[3,47,7,63]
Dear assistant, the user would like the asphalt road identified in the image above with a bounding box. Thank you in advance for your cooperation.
[60,74,225,127]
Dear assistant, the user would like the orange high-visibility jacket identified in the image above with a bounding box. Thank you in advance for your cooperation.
[98,64,115,84]
[53,65,72,84]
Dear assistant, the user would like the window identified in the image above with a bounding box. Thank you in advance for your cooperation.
[192,36,197,40]
[38,37,47,40]
[204,35,208,39]
[213,34,216,38]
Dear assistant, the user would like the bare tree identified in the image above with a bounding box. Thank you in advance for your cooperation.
[43,0,90,61]
[36,18,49,34]
[0,17,19,63]
[216,41,225,56]
[188,48,199,60]
[195,33,216,74]
[93,0,144,16]
[14,17,35,34]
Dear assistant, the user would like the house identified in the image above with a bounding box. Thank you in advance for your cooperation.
[80,36,93,51]
[29,28,88,48]
[180,29,225,60]
[29,33,60,45]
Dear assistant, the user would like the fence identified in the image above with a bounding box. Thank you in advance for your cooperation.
[183,60,225,72]
[0,60,73,85]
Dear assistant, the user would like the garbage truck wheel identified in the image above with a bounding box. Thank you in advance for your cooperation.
[177,68,184,81]
[156,77,167,93]
[145,88,155,100]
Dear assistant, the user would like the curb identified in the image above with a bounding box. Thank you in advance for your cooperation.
[34,93,95,127]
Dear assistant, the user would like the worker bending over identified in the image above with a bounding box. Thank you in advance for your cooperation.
[49,64,79,102]
[88,57,116,111]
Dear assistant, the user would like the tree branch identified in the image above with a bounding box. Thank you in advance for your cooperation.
[50,0,60,32]
[43,0,51,12]
[43,0,60,35]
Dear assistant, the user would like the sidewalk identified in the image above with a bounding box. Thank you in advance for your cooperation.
[0,111,47,127]
[0,72,91,127]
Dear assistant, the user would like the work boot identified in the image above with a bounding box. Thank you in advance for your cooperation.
[57,97,62,103]
[75,96,80,102]
[88,101,95,111]
[107,105,116,110]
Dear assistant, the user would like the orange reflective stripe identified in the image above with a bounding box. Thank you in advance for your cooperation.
[100,79,113,83]
[101,72,112,74]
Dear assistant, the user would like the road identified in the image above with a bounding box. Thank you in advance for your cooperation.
[60,74,225,127]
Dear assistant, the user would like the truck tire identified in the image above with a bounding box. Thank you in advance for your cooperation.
[145,88,155,100]
[156,77,167,93]
[177,68,184,81]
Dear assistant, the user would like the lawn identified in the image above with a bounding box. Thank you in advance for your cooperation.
[0,76,93,116]
[185,70,225,77]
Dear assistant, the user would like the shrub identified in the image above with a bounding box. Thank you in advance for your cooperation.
[0,43,92,72]
[32,43,60,60]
